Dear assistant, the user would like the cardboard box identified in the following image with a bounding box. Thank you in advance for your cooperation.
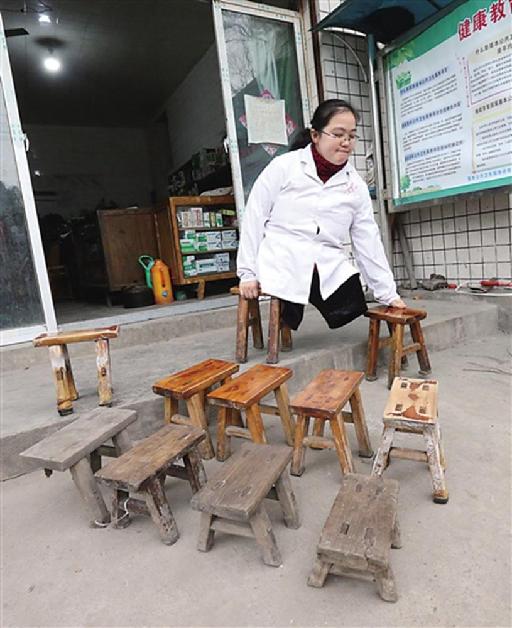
[215,212,224,227]
[214,252,230,272]
[191,207,203,227]
[222,229,238,249]
[183,256,197,277]
[196,258,217,274]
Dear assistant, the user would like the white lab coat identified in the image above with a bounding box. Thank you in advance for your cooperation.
[237,145,399,305]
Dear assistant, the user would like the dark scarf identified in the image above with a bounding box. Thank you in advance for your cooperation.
[311,143,347,183]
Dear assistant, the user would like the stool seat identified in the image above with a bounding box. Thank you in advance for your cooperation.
[208,364,295,460]
[364,306,431,389]
[208,363,292,409]
[191,442,300,566]
[290,370,364,419]
[153,359,239,399]
[308,473,401,602]
[33,325,119,346]
[152,359,240,461]
[383,377,437,423]
[96,425,207,544]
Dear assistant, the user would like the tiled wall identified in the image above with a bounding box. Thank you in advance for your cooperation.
[316,0,512,285]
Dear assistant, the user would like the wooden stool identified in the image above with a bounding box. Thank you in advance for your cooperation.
[290,370,373,477]
[372,377,448,504]
[207,363,295,461]
[364,306,431,389]
[33,325,120,415]
[152,358,240,460]
[191,442,300,566]
[96,425,207,545]
[230,287,292,364]
[308,473,401,602]
[20,408,136,527]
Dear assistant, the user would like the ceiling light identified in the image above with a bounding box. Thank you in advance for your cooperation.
[43,54,61,73]
[34,170,41,176]
[38,14,52,24]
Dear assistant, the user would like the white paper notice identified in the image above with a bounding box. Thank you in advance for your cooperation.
[245,95,288,146]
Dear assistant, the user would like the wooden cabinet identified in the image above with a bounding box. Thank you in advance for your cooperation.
[155,195,238,298]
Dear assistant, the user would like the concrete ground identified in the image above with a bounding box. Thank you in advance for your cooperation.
[1,332,511,627]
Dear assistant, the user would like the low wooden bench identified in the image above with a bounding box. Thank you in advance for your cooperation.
[191,442,300,567]
[290,370,373,477]
[364,306,431,389]
[308,473,401,602]
[152,358,240,460]
[230,287,292,364]
[33,325,120,415]
[372,377,448,503]
[96,425,207,545]
[20,407,136,527]
[207,363,295,461]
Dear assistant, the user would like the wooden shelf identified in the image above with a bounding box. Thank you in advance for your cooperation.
[178,226,238,232]
[181,248,238,255]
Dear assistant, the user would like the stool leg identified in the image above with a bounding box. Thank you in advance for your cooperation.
[62,344,79,400]
[220,375,244,428]
[391,514,402,549]
[111,488,131,529]
[112,429,132,455]
[371,426,395,476]
[245,404,268,444]
[275,470,300,529]
[186,393,215,460]
[249,504,282,567]
[216,406,231,461]
[388,324,404,390]
[235,295,249,363]
[309,419,325,449]
[90,449,101,473]
[375,566,398,602]
[436,422,447,470]
[410,321,432,375]
[423,425,449,503]
[280,324,293,352]
[69,457,110,527]
[95,339,113,406]
[144,476,180,545]
[267,297,280,364]
[197,513,215,552]
[291,413,310,476]
[183,448,207,492]
[49,345,73,416]
[248,298,264,349]
[366,319,381,381]
[348,388,374,458]
[330,413,355,475]
[387,322,408,368]
[307,557,331,588]
[274,383,295,446]
[164,397,179,424]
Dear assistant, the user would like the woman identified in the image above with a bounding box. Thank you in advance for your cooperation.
[237,99,405,331]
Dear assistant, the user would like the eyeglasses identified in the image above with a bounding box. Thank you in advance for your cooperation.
[319,129,359,143]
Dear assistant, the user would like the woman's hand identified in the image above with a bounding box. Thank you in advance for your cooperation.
[239,280,260,299]
[390,297,407,309]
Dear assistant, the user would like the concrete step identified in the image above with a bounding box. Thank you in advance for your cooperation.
[1,296,499,480]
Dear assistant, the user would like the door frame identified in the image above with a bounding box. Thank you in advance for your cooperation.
[1,16,57,345]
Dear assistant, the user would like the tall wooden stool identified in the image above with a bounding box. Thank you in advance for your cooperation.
[207,363,295,461]
[372,377,448,504]
[96,425,207,545]
[191,442,300,567]
[364,306,431,389]
[33,325,120,415]
[308,473,401,602]
[152,358,240,460]
[20,408,136,527]
[230,287,292,364]
[290,370,373,477]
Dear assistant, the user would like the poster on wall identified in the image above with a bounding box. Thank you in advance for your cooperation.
[386,0,512,207]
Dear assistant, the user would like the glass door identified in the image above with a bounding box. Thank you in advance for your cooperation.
[213,0,310,218]
[0,17,56,345]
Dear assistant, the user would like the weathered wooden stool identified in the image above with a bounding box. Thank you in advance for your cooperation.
[364,306,431,389]
[191,442,300,566]
[19,407,136,527]
[290,370,373,477]
[372,377,448,503]
[230,286,292,364]
[33,325,120,415]
[207,363,295,461]
[308,473,401,602]
[96,425,207,545]
[152,358,240,460]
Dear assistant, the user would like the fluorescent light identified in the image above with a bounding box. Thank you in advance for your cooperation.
[38,14,52,24]
[43,55,61,73]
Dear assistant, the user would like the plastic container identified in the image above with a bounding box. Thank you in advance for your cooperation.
[150,259,173,304]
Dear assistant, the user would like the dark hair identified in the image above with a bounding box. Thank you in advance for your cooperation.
[289,99,359,151]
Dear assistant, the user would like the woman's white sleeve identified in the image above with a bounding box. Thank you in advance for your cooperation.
[236,161,280,283]
[350,187,399,305]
